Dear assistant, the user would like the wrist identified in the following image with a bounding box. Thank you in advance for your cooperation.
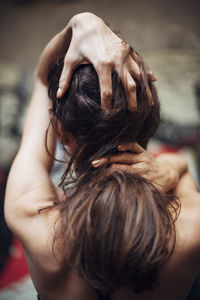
[68,12,105,37]
[155,159,179,192]
[157,154,188,191]
[166,164,179,191]
[69,12,102,27]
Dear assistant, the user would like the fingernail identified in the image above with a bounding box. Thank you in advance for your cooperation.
[57,87,62,98]
[117,145,124,151]
[92,159,101,167]
[151,72,157,82]
[92,158,107,167]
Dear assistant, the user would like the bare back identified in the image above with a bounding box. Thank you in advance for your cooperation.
[5,169,200,300]
[4,13,200,300]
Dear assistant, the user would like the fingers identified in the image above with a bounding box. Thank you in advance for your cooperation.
[96,64,112,110]
[91,142,145,168]
[110,162,146,175]
[145,83,154,106]
[109,153,142,164]
[138,66,154,106]
[57,53,77,98]
[92,152,143,168]
[147,70,157,82]
[117,142,144,153]
[92,157,108,168]
[127,56,141,82]
[120,68,137,111]
[129,49,156,105]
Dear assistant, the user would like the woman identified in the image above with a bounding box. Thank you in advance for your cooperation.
[5,12,200,300]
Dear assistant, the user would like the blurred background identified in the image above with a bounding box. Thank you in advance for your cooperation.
[0,0,199,299]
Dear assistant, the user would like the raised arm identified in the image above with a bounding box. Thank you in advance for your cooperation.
[4,77,56,223]
[4,33,64,234]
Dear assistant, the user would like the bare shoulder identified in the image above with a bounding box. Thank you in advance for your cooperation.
[4,170,63,246]
[174,171,200,265]
[4,179,64,278]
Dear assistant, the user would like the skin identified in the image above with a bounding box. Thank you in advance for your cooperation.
[4,12,200,300]
[36,12,156,111]
[92,142,187,193]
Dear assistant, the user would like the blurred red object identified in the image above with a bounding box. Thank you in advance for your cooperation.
[0,236,29,289]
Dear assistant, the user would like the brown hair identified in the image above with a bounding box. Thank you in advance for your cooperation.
[47,57,179,296]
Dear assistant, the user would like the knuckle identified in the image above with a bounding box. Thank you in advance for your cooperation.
[115,62,121,73]
[121,40,129,53]
[141,156,149,163]
[110,163,118,170]
[98,58,112,69]
[128,81,136,92]
[113,50,122,62]
[59,78,65,88]
[59,77,64,84]
[102,89,112,99]
[59,77,69,88]
[142,161,149,170]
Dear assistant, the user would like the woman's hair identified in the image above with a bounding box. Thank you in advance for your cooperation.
[47,56,180,296]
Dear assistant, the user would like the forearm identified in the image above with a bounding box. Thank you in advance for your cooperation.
[157,154,187,177]
[157,153,188,190]
[174,171,198,198]
[19,78,56,172]
[5,77,56,214]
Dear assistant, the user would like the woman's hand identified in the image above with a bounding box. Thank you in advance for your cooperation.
[92,142,181,193]
[59,13,156,110]
[58,13,139,110]
[36,12,156,111]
